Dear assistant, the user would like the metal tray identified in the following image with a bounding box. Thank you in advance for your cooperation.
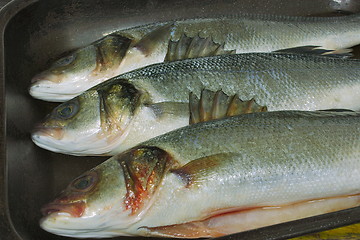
[1,0,360,239]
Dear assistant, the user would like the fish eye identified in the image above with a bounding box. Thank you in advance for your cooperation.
[55,101,79,119]
[71,172,98,192]
[53,55,75,67]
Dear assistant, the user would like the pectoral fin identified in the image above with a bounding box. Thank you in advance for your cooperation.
[165,34,235,61]
[147,102,189,119]
[189,89,267,124]
[133,23,174,56]
[171,153,239,187]
[275,46,353,58]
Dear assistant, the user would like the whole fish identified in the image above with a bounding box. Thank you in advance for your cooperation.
[40,110,360,238]
[31,52,360,156]
[29,13,360,102]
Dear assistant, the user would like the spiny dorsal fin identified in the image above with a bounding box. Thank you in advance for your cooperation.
[274,45,353,59]
[165,34,235,62]
[189,89,267,124]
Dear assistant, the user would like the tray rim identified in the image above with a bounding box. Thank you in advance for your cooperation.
[0,0,38,239]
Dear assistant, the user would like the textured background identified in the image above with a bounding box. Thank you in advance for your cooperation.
[0,0,9,8]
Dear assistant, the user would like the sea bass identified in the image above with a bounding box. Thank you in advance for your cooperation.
[29,14,360,102]
[31,52,360,156]
[40,110,360,238]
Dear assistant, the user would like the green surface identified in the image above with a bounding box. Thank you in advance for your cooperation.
[294,223,360,240]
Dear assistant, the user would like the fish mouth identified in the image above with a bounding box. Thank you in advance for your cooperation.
[31,71,63,84]
[41,201,86,218]
[32,125,65,140]
[29,73,80,102]
[29,75,62,100]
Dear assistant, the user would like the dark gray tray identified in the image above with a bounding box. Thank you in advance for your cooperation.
[1,0,360,239]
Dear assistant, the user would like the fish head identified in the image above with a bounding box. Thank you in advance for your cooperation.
[40,159,130,238]
[31,79,143,156]
[29,35,132,102]
[40,146,174,238]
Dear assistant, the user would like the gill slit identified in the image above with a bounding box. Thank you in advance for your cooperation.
[98,89,110,135]
[95,44,107,72]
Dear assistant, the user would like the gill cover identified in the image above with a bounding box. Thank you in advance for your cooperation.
[97,79,143,141]
[115,146,177,214]
[32,79,143,156]
[93,34,132,73]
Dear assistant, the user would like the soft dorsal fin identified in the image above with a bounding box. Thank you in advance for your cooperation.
[165,34,236,61]
[274,45,353,59]
[189,89,267,124]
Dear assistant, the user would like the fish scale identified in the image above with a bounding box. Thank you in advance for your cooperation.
[167,15,359,52]
[32,52,360,156]
[30,13,360,102]
[134,111,360,230]
[122,53,360,110]
[40,111,360,238]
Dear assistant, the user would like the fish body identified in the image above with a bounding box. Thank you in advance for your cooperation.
[29,14,360,101]
[32,52,360,156]
[40,111,360,238]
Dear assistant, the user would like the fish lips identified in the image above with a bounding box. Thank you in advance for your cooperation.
[31,70,63,84]
[32,125,65,140]
[29,72,81,101]
[29,72,63,98]
[41,201,86,218]
[31,125,69,154]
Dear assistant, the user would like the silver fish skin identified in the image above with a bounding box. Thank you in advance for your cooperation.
[31,52,360,156]
[40,110,360,238]
[29,13,360,102]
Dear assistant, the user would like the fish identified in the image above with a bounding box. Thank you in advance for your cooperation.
[28,13,360,102]
[39,110,360,238]
[31,52,360,156]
